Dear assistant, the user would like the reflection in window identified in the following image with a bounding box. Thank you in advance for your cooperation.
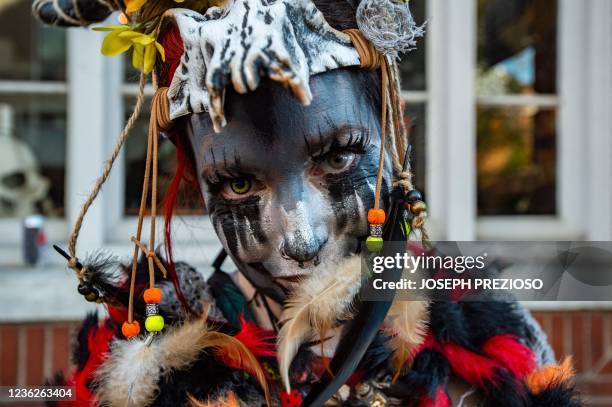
[123,98,203,216]
[0,96,67,218]
[477,106,556,215]
[398,0,426,91]
[477,0,558,216]
[476,0,557,96]
[404,103,426,195]
[0,0,66,81]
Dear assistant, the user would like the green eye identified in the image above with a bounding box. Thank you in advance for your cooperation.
[230,178,251,195]
[327,152,355,170]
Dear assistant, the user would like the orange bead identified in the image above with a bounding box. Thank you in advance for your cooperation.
[143,288,163,304]
[122,321,140,338]
[367,209,386,225]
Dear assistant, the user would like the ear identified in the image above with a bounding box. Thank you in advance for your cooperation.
[32,0,118,27]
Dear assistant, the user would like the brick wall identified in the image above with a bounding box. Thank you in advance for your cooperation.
[0,311,610,406]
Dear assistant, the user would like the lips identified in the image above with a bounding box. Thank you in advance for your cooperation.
[273,275,306,291]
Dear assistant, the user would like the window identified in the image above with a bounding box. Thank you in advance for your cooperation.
[400,0,427,194]
[0,1,67,221]
[476,0,558,216]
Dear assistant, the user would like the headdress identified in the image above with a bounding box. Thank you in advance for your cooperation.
[34,0,427,403]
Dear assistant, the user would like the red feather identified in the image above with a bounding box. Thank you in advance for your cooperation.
[482,334,536,379]
[234,315,276,358]
[57,319,115,406]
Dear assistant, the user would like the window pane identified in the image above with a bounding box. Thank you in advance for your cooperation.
[0,95,67,218]
[476,0,557,96]
[123,97,204,216]
[477,106,556,215]
[0,1,66,81]
[399,0,426,91]
[404,103,426,195]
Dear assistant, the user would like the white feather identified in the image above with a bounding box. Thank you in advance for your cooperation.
[95,318,211,406]
[277,255,362,392]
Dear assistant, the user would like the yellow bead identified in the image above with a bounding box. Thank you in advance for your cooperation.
[366,236,384,252]
[145,315,165,332]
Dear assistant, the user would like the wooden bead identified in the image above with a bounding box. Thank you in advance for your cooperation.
[122,321,140,339]
[144,287,163,304]
[77,282,92,295]
[367,209,386,225]
[410,200,427,215]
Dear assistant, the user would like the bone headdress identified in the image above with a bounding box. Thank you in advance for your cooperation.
[164,0,362,132]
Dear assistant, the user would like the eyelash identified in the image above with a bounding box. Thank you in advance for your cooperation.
[310,134,369,164]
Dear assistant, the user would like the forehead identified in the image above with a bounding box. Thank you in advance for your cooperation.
[187,69,378,161]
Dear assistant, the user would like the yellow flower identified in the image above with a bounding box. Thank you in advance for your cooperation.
[124,0,186,14]
[94,25,166,74]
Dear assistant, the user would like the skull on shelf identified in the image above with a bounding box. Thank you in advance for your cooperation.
[0,104,50,218]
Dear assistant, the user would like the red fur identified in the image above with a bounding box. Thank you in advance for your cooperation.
[418,387,451,407]
[482,334,537,379]
[234,315,276,358]
[439,341,500,388]
[159,24,184,87]
[162,131,193,315]
[57,320,115,406]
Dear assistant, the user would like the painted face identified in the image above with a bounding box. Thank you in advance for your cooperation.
[187,68,392,290]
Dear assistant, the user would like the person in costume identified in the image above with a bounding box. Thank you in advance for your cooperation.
[33,0,581,405]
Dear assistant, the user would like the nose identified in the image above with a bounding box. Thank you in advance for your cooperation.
[281,231,327,263]
[276,180,328,264]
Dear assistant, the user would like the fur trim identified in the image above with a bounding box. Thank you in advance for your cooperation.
[526,357,575,395]
[95,309,270,406]
[277,255,362,392]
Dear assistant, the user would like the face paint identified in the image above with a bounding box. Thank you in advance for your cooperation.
[187,68,394,287]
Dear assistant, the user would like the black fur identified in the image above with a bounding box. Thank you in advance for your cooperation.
[385,349,450,402]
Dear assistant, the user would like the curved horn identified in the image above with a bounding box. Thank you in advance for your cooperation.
[32,0,118,27]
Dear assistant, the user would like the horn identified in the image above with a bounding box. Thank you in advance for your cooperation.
[32,0,118,27]
[302,186,408,406]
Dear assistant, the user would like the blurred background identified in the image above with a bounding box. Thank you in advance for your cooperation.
[0,0,610,405]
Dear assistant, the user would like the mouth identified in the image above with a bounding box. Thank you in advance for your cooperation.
[273,275,306,291]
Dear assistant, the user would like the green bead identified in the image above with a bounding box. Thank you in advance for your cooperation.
[145,315,165,332]
[366,236,384,252]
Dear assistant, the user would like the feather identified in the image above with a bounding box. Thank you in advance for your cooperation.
[188,391,241,406]
[384,299,429,381]
[235,315,276,358]
[95,306,271,406]
[277,256,362,392]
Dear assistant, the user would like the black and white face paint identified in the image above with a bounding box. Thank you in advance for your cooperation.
[187,69,393,290]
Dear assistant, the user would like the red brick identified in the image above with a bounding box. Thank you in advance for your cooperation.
[591,314,604,369]
[0,325,19,386]
[578,380,612,397]
[25,326,45,386]
[52,325,72,376]
[551,313,564,360]
[572,314,586,373]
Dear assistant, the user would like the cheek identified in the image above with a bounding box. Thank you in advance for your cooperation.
[208,194,271,262]
[324,150,380,236]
